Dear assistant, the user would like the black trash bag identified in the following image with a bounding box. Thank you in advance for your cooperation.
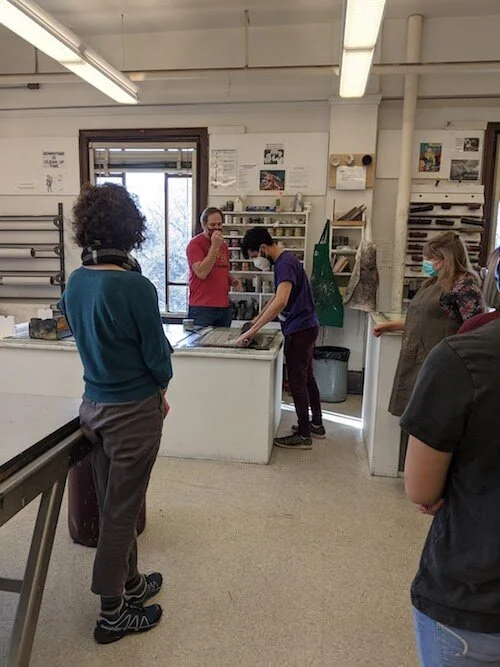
[313,346,350,363]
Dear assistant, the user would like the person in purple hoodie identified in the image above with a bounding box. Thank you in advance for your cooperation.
[237,227,324,450]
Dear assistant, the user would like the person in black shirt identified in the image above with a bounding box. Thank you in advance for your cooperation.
[402,259,500,665]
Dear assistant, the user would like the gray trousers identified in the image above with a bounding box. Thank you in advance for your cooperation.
[79,392,166,598]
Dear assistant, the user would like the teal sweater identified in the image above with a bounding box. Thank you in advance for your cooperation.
[60,267,173,403]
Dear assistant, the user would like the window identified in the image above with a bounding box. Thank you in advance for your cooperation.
[92,141,199,314]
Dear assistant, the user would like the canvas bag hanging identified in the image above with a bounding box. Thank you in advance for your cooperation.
[311,220,344,328]
[343,218,379,312]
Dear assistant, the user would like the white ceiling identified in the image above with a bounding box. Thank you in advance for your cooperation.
[28,0,500,36]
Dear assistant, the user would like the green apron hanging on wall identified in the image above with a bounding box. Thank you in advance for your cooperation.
[311,220,344,328]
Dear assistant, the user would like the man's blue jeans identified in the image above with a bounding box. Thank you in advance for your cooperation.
[413,607,500,666]
[188,306,232,328]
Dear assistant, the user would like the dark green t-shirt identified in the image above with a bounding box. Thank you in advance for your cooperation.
[60,267,173,403]
[401,319,500,632]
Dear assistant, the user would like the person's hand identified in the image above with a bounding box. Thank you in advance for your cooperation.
[373,323,391,337]
[236,328,256,347]
[162,393,170,419]
[416,499,443,516]
[211,231,224,251]
[231,278,243,292]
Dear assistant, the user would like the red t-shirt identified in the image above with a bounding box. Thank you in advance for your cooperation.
[458,311,500,334]
[186,233,230,308]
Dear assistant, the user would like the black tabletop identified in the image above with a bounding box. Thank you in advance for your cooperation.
[0,394,82,483]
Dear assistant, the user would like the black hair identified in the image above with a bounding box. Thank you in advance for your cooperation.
[73,183,146,250]
[199,206,223,226]
[241,227,274,259]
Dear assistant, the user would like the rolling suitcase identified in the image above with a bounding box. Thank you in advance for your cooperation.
[68,453,146,547]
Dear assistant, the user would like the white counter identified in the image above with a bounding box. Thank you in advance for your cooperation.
[0,324,284,464]
[362,313,404,477]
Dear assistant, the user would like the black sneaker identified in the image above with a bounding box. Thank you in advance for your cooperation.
[292,423,326,439]
[94,601,163,645]
[124,572,163,606]
[274,434,313,449]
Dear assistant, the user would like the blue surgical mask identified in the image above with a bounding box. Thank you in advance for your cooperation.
[422,259,438,277]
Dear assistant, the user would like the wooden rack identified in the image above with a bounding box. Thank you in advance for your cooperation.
[0,203,65,304]
[404,188,484,302]
[223,209,309,322]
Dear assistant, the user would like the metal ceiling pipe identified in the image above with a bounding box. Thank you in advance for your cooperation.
[2,59,500,87]
[391,14,423,311]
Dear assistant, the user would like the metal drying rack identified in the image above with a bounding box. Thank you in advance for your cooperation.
[0,203,65,303]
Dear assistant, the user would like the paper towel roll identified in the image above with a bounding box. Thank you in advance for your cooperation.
[1,276,55,286]
[0,248,35,258]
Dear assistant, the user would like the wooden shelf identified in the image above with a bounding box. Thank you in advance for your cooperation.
[331,223,365,229]
[331,249,357,255]
[224,211,306,217]
[223,223,305,229]
[225,235,305,240]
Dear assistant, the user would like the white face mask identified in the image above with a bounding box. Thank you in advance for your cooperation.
[253,256,271,272]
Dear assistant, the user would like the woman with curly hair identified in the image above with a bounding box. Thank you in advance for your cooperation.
[60,183,172,644]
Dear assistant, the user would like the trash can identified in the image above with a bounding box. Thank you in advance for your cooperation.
[312,346,350,403]
[68,453,146,548]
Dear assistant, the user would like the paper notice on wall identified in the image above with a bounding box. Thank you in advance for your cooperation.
[454,136,481,153]
[336,166,367,190]
[42,151,65,169]
[375,240,393,269]
[237,163,257,191]
[264,143,285,165]
[288,166,310,190]
[44,173,64,193]
[210,149,238,190]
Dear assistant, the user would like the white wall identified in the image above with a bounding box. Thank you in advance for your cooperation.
[374,100,500,308]
[0,101,331,324]
[324,98,381,371]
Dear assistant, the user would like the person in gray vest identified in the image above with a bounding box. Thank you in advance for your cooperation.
[374,231,483,417]
[402,254,500,665]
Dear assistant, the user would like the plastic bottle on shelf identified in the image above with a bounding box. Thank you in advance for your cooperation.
[234,196,244,213]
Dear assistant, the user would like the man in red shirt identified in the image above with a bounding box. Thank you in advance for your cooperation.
[186,207,241,327]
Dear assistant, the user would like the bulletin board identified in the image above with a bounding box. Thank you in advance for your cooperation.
[414,130,484,182]
[376,129,484,182]
[0,137,80,196]
[209,132,329,196]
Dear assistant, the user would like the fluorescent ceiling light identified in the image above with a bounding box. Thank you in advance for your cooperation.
[0,0,139,104]
[66,59,138,105]
[343,0,387,50]
[339,49,374,98]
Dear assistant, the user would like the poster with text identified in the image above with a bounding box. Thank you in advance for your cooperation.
[42,150,65,169]
[210,149,238,190]
[418,142,442,173]
[259,169,286,191]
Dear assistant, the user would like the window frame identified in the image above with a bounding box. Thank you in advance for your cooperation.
[81,128,208,316]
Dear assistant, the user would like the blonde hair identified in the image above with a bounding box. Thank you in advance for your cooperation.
[423,231,479,291]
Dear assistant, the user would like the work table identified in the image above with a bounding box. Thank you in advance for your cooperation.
[0,323,283,361]
[369,312,406,331]
[0,323,284,464]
